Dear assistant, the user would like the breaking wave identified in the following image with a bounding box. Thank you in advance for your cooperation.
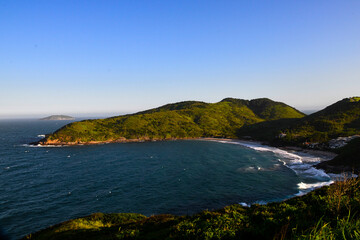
[297,181,334,190]
[21,144,67,148]
[211,139,338,201]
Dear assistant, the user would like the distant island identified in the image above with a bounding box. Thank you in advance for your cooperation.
[40,115,75,121]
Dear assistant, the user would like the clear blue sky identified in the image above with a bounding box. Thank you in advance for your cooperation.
[1,0,359,117]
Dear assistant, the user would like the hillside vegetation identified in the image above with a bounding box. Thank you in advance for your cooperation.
[41,98,304,144]
[238,97,360,145]
[24,177,360,240]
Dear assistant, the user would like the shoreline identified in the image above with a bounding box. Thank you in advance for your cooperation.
[199,138,349,176]
[36,136,336,156]
[33,137,202,146]
[199,137,337,160]
[34,136,344,174]
[22,138,358,239]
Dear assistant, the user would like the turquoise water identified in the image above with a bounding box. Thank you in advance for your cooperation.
[0,119,332,239]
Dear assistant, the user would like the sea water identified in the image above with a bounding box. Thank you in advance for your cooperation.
[0,119,334,239]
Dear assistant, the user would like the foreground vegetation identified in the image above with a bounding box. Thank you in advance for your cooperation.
[40,98,304,144]
[24,177,360,239]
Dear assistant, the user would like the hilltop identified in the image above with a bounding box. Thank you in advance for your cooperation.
[40,115,75,121]
[37,98,304,145]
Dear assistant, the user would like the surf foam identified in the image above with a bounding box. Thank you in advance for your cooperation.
[297,181,334,190]
[211,139,336,196]
[21,144,68,148]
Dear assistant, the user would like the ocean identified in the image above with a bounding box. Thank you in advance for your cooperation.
[0,119,334,239]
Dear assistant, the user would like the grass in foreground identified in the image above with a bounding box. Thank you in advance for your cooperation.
[24,177,360,239]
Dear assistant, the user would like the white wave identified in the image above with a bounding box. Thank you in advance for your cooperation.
[278,159,286,165]
[303,167,329,178]
[239,202,250,207]
[208,139,357,204]
[212,140,331,180]
[211,139,339,198]
[218,141,303,162]
[21,144,68,148]
[297,181,334,190]
[294,180,334,196]
[37,134,45,138]
[237,166,266,172]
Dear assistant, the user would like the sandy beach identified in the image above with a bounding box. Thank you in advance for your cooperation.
[199,137,337,160]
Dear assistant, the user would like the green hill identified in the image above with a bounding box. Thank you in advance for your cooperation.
[238,97,360,145]
[23,177,360,240]
[39,98,304,145]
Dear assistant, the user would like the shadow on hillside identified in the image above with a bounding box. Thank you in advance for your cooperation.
[236,118,301,142]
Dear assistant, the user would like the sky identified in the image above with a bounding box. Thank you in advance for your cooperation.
[1,0,359,118]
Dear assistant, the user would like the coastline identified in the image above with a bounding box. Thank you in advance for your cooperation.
[23,137,359,239]
[198,138,360,178]
[33,137,202,146]
[34,136,350,174]
[32,135,360,198]
[36,136,336,157]
[199,137,337,160]
[23,137,358,239]
[35,135,359,181]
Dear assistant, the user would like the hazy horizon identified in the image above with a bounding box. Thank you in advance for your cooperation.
[1,1,359,117]
[0,97,333,119]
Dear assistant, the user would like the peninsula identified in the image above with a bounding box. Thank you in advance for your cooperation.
[34,97,360,172]
[36,98,304,145]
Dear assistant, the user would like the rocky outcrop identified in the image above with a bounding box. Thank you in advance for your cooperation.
[328,135,360,149]
[34,136,199,146]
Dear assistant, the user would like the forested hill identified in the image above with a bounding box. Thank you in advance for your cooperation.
[39,98,304,145]
[238,97,360,144]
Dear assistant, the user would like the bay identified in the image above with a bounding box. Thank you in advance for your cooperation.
[0,119,332,239]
